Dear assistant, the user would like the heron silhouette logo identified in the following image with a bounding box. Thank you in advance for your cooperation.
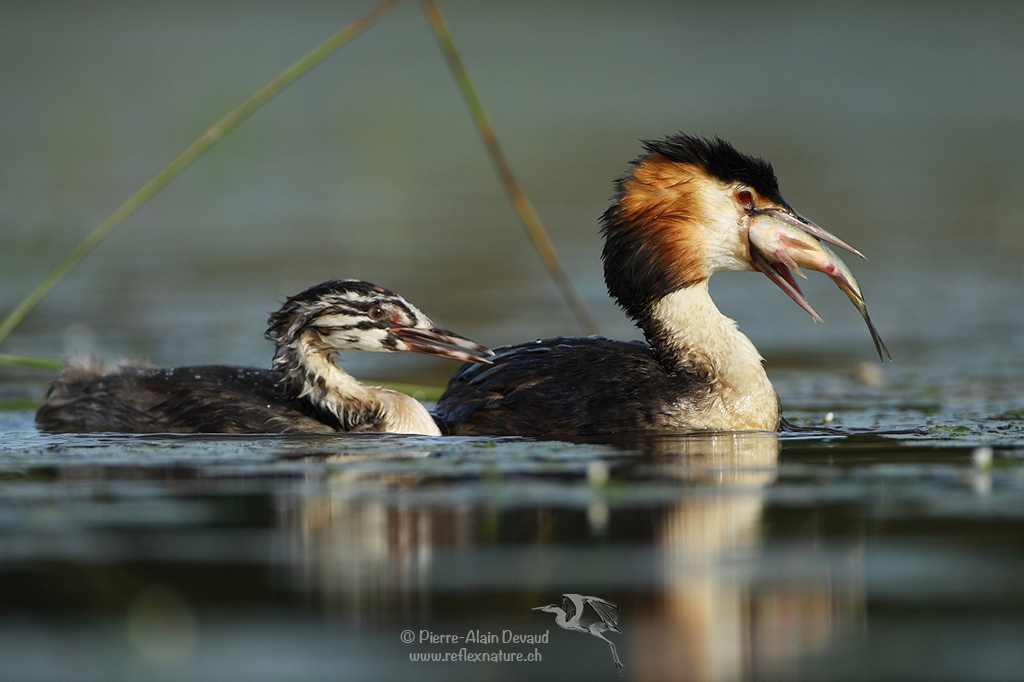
[533,594,624,675]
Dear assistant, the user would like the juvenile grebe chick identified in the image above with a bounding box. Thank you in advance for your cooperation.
[36,280,491,435]
[434,134,886,437]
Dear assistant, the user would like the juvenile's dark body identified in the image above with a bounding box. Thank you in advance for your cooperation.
[35,363,346,434]
[35,280,490,435]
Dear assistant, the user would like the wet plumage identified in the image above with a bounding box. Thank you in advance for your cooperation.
[435,134,884,437]
[36,280,490,435]
[435,335,714,437]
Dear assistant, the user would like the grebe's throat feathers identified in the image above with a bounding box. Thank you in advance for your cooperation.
[649,283,780,431]
[598,134,789,430]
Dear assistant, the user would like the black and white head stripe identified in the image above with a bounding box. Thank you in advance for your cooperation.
[640,134,786,205]
[265,279,428,345]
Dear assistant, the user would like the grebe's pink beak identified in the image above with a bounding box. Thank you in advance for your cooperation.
[747,210,890,361]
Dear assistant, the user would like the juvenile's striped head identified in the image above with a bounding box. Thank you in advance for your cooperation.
[266,280,490,364]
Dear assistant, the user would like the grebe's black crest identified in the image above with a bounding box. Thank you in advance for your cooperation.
[436,134,887,437]
[639,134,784,204]
[36,279,490,435]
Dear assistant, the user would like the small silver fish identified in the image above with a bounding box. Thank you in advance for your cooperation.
[748,212,890,361]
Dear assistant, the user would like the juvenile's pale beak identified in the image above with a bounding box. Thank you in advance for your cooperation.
[391,326,494,365]
[748,210,890,361]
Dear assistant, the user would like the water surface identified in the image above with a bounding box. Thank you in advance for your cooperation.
[2,407,1024,681]
[3,2,1024,680]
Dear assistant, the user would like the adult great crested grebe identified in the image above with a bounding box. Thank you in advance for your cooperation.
[434,134,888,437]
[36,280,491,435]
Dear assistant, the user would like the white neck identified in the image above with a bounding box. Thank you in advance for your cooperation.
[648,282,779,431]
[275,338,441,436]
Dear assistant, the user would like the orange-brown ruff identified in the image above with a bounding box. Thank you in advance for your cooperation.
[434,134,885,437]
[612,154,739,285]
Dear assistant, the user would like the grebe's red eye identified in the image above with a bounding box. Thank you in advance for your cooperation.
[737,190,753,205]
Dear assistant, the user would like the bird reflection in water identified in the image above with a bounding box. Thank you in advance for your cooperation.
[634,432,863,681]
[276,433,862,679]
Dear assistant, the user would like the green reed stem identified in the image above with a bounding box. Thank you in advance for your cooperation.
[421,0,601,335]
[0,354,63,370]
[0,0,406,362]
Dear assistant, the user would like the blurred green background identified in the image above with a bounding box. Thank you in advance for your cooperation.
[3,6,1024,681]
[2,0,1023,386]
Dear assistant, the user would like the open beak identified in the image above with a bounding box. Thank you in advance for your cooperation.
[391,326,493,365]
[757,207,865,260]
[747,209,890,361]
[747,210,829,322]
